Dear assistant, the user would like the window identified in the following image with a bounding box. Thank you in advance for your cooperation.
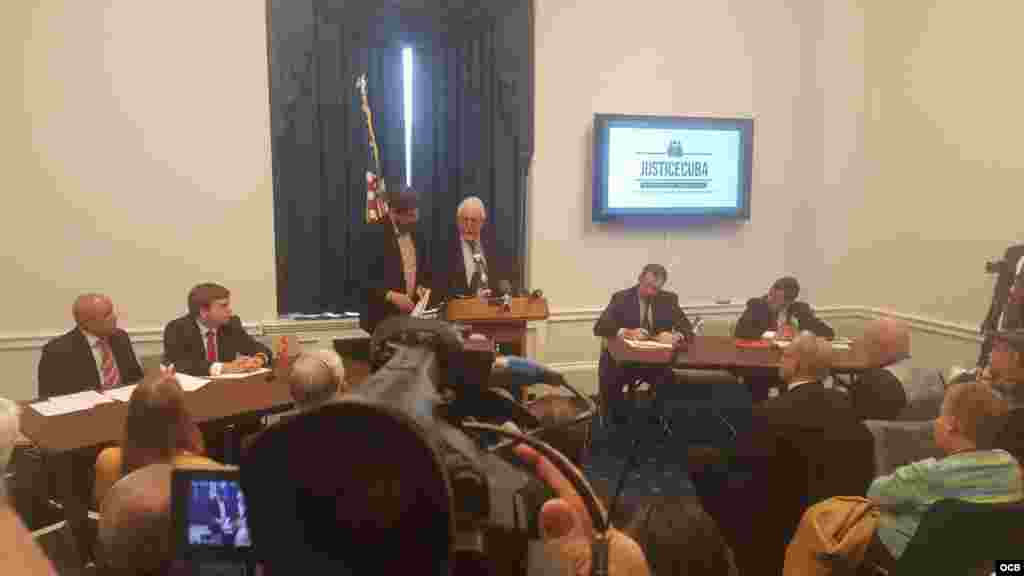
[402,46,413,188]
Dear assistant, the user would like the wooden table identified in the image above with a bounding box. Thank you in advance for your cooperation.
[606,335,875,373]
[19,372,295,565]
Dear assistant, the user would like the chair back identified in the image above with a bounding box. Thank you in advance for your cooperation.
[895,499,1024,575]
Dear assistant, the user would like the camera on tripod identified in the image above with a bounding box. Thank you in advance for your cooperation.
[986,260,1008,275]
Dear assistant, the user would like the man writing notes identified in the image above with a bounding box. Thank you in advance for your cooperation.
[445,196,494,300]
[162,283,272,377]
[594,264,692,425]
[734,276,834,340]
[361,186,430,335]
[39,293,144,398]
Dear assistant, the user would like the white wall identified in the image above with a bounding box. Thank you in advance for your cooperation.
[1,2,277,338]
[530,0,831,309]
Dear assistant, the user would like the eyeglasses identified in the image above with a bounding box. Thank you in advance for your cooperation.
[459,217,484,225]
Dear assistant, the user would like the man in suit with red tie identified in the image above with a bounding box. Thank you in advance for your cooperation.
[162,283,272,462]
[594,264,692,425]
[162,283,272,377]
[36,293,145,561]
[38,293,144,398]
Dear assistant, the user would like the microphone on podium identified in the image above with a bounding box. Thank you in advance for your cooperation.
[498,280,512,311]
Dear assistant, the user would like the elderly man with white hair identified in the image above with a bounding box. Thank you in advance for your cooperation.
[288,349,348,412]
[443,196,498,301]
[848,318,912,419]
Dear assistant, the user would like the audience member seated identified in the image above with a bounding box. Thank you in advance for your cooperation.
[39,293,144,398]
[0,403,56,576]
[848,318,911,420]
[594,264,691,426]
[862,381,1022,569]
[288,349,348,412]
[622,496,738,576]
[96,463,175,576]
[734,276,834,340]
[93,371,216,506]
[986,331,1024,466]
[527,394,590,467]
[690,332,874,575]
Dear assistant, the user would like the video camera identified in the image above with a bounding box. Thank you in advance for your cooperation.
[233,316,607,575]
[986,259,1009,275]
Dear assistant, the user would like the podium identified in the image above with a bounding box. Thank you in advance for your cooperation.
[445,296,550,356]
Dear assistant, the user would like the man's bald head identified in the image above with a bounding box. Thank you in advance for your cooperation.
[288,349,347,412]
[780,332,834,383]
[98,463,173,574]
[72,293,118,338]
[862,318,911,366]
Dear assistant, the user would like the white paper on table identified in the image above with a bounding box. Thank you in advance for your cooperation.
[623,338,675,350]
[831,342,851,350]
[176,373,213,391]
[103,385,138,403]
[411,289,432,318]
[54,390,114,409]
[209,367,271,380]
[29,401,67,417]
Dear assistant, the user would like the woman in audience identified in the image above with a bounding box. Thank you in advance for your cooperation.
[94,370,215,505]
[863,381,1022,568]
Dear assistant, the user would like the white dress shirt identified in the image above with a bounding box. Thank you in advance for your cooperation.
[83,331,119,385]
[196,320,224,376]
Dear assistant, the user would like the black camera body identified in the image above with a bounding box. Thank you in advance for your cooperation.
[240,317,559,575]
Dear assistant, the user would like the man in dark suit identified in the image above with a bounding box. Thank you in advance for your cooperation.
[441,196,497,302]
[361,186,431,336]
[734,276,834,340]
[593,264,692,425]
[162,283,271,377]
[690,332,875,575]
[36,293,145,562]
[38,293,144,398]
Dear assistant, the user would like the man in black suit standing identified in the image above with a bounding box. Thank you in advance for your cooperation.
[361,186,430,336]
[593,264,692,425]
[38,293,144,398]
[734,276,834,340]
[442,196,496,301]
[162,283,271,377]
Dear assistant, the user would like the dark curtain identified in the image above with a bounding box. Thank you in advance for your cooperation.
[269,0,532,315]
[412,10,530,294]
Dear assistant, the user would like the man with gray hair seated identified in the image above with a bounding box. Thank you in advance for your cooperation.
[848,318,911,419]
[288,349,348,412]
[96,463,175,575]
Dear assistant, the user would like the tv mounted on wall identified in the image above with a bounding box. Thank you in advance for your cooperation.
[592,113,753,221]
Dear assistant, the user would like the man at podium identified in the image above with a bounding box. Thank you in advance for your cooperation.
[442,196,496,301]
[361,186,431,335]
[594,264,692,425]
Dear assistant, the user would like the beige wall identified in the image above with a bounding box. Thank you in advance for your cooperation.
[530,0,832,309]
[1,1,277,338]
[821,0,1024,325]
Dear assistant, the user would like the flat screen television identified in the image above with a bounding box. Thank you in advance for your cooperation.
[592,114,753,221]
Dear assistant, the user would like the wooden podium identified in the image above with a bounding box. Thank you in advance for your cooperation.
[445,296,549,356]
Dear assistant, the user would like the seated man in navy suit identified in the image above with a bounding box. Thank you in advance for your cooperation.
[162,283,272,377]
[734,276,834,340]
[39,293,144,398]
[163,283,272,461]
[594,264,692,425]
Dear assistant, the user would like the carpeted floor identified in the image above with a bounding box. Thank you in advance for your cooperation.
[582,371,754,508]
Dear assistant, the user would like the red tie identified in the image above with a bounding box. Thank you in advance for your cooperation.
[97,339,121,390]
[206,330,218,362]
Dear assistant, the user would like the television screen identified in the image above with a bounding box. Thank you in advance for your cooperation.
[592,114,753,221]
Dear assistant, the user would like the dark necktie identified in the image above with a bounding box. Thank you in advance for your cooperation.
[643,300,653,333]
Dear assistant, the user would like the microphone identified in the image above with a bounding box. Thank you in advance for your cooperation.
[498,280,512,311]
[471,243,489,289]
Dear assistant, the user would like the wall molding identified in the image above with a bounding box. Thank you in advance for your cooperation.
[0,303,983,352]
